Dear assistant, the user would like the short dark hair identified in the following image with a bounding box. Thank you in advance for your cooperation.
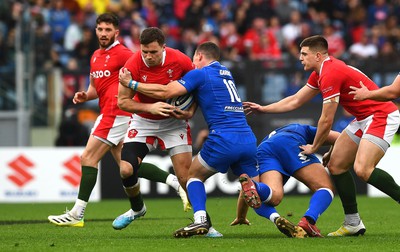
[300,35,328,53]
[140,27,165,46]
[96,13,119,28]
[196,41,220,61]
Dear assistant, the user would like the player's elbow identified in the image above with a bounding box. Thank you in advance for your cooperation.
[117,97,128,111]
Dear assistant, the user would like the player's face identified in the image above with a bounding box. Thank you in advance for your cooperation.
[96,22,118,49]
[299,46,317,71]
[140,42,165,67]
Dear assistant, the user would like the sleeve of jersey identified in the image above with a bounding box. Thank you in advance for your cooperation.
[178,69,204,93]
[305,72,319,90]
[319,74,340,103]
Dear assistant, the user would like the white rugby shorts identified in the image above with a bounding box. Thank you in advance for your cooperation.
[91,114,131,146]
[123,114,192,151]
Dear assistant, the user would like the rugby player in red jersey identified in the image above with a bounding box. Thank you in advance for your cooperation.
[244,35,400,237]
[48,13,189,227]
[115,27,222,237]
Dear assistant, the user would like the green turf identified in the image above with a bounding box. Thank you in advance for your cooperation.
[0,196,398,252]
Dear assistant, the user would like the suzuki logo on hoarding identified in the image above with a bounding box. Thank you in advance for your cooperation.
[7,155,35,187]
[62,155,81,187]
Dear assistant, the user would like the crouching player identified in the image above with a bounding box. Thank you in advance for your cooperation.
[233,123,340,237]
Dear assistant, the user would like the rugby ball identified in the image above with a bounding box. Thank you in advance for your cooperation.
[167,93,194,110]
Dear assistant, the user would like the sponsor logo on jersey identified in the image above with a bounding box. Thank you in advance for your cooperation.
[224,106,244,112]
[91,70,111,78]
[142,75,147,82]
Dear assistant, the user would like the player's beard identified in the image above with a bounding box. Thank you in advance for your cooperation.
[98,36,115,49]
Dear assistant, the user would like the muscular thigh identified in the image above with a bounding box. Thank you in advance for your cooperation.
[81,135,112,167]
[260,170,284,202]
[328,131,358,175]
[293,163,333,192]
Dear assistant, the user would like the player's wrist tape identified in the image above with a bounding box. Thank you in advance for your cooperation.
[128,80,139,91]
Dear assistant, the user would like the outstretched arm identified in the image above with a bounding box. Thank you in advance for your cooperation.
[349,75,400,101]
[231,191,251,226]
[243,85,319,115]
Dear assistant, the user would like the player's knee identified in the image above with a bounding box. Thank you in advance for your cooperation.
[80,153,97,167]
[119,160,134,178]
[120,149,140,179]
[268,190,283,206]
[353,164,372,182]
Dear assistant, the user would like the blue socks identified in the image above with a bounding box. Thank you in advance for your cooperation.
[304,188,334,223]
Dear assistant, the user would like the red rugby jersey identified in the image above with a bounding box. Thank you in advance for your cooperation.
[90,41,133,116]
[306,57,397,120]
[123,47,194,120]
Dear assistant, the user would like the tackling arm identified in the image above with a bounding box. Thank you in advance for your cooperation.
[135,81,187,100]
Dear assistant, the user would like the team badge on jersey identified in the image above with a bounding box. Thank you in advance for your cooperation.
[128,129,138,138]
[167,69,173,78]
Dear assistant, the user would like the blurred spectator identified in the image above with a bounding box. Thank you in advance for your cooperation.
[233,1,250,35]
[63,12,83,52]
[177,28,197,58]
[160,22,180,49]
[348,31,378,62]
[281,10,303,49]
[376,40,400,65]
[173,0,191,22]
[197,20,219,46]
[48,0,71,46]
[367,0,390,27]
[181,0,205,33]
[219,21,243,61]
[73,25,98,69]
[345,0,367,44]
[33,14,54,71]
[383,15,400,47]
[268,16,284,51]
[140,0,159,27]
[245,0,275,27]
[80,1,97,29]
[121,22,141,52]
[242,17,281,61]
[273,0,297,24]
[323,23,346,59]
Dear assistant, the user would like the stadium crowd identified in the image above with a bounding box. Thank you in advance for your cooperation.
[1,0,400,74]
[2,0,400,144]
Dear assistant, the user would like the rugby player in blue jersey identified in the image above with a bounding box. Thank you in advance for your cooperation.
[119,41,260,238]
[232,123,340,237]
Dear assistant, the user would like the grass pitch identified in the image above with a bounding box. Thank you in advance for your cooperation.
[0,196,398,252]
